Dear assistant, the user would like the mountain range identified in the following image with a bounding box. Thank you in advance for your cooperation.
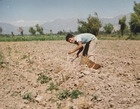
[0,13,131,35]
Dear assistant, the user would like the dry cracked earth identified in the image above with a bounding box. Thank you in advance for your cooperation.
[0,40,140,109]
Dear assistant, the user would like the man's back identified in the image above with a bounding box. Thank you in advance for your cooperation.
[74,33,96,44]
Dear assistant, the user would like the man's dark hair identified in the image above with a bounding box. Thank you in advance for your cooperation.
[66,33,73,41]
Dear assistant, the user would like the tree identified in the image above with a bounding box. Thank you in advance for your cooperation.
[0,27,2,35]
[78,14,102,36]
[103,23,114,34]
[50,29,52,34]
[29,27,36,35]
[18,27,24,35]
[57,30,63,35]
[129,1,140,34]
[77,20,88,33]
[119,16,127,36]
[11,32,14,36]
[35,24,44,35]
[94,12,98,18]
[129,13,140,34]
[134,1,140,15]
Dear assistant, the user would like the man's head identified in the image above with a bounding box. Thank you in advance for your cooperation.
[66,33,75,43]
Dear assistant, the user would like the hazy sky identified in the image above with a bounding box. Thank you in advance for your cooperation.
[0,0,140,26]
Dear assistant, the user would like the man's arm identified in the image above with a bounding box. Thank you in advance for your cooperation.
[68,41,83,54]
[76,46,83,57]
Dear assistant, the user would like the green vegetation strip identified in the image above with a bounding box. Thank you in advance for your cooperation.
[0,35,65,42]
[0,34,140,42]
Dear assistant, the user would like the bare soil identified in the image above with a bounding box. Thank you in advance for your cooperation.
[0,40,140,109]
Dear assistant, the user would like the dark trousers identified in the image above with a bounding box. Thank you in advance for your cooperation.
[83,41,91,56]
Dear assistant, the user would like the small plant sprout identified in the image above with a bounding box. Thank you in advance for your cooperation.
[22,54,29,59]
[0,51,5,67]
[7,46,12,56]
[47,82,58,92]
[48,98,58,103]
[57,89,71,100]
[91,94,98,100]
[69,106,74,109]
[56,89,83,101]
[0,51,8,68]
[21,54,34,64]
[37,73,52,84]
[70,90,84,99]
[22,92,35,102]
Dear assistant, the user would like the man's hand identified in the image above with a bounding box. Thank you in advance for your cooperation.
[68,50,73,54]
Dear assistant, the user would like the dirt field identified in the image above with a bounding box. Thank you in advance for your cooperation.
[0,40,140,109]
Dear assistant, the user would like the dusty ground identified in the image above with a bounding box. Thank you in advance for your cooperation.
[0,40,140,109]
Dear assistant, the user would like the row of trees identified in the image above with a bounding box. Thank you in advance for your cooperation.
[0,2,139,36]
[0,24,67,36]
[78,1,140,36]
[117,2,140,36]
[12,24,45,36]
[29,24,44,35]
